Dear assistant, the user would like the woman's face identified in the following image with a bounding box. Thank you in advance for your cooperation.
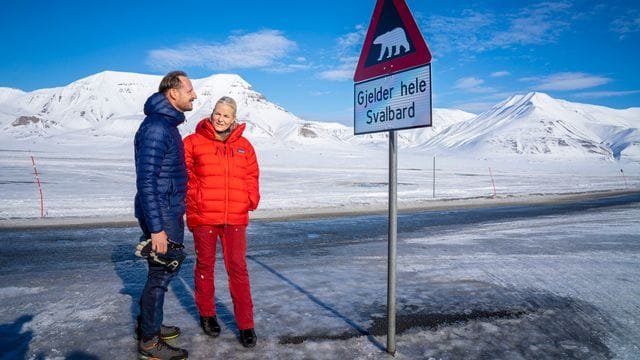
[210,103,236,132]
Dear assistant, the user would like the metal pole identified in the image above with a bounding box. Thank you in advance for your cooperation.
[387,130,398,355]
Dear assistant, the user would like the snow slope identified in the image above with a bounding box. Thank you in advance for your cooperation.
[421,92,640,160]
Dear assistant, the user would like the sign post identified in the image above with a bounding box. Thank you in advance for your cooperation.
[387,130,398,354]
[353,0,432,354]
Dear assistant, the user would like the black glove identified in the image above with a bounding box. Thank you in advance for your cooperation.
[135,239,185,272]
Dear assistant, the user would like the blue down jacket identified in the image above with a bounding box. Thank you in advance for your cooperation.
[134,92,188,236]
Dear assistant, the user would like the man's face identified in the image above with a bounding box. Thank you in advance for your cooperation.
[170,77,197,112]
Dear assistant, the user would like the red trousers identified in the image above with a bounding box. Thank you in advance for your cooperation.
[193,225,254,330]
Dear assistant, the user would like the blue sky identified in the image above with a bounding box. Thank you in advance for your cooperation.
[2,0,639,124]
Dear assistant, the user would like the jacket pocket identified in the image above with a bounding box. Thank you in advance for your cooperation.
[196,185,203,215]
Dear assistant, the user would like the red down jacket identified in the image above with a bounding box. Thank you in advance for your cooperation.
[184,118,260,229]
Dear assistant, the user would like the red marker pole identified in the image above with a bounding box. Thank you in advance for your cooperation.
[31,156,44,217]
[620,169,628,189]
[489,167,497,197]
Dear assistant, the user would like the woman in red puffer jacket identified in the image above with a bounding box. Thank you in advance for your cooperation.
[183,96,260,348]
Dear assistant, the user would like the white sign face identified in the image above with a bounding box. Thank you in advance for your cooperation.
[354,64,432,135]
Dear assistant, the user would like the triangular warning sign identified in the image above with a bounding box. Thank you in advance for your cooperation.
[353,0,431,82]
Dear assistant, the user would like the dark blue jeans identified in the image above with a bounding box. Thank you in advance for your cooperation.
[137,215,184,341]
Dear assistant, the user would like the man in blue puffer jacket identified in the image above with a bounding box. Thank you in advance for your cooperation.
[134,70,196,360]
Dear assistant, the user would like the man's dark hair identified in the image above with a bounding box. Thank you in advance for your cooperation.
[158,70,188,94]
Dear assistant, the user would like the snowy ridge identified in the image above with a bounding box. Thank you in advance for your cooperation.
[420,92,640,160]
[0,72,639,161]
[0,87,25,103]
[0,71,324,145]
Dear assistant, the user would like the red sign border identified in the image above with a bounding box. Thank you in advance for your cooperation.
[353,0,432,83]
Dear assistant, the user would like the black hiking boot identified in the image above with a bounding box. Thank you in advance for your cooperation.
[239,328,257,348]
[138,336,188,360]
[200,316,221,337]
[136,315,181,340]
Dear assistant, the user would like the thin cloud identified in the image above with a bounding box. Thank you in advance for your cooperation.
[265,62,311,74]
[455,77,484,89]
[337,25,367,53]
[491,71,511,77]
[147,30,298,71]
[310,90,332,96]
[422,1,572,55]
[317,69,352,81]
[317,59,357,81]
[488,2,571,48]
[316,27,366,82]
[526,72,612,91]
[575,90,640,99]
[422,10,495,54]
[610,10,640,39]
[454,76,494,93]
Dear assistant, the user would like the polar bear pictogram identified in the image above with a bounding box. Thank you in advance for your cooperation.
[373,27,410,61]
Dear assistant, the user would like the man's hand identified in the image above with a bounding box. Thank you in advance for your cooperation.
[151,231,168,254]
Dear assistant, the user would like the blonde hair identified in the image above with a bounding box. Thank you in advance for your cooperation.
[215,96,237,117]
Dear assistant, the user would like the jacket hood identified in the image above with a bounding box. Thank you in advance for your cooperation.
[195,118,246,142]
[143,92,186,126]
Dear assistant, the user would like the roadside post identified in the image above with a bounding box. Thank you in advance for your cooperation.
[31,155,45,218]
[353,0,432,355]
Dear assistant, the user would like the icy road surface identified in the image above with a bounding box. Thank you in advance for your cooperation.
[1,192,639,359]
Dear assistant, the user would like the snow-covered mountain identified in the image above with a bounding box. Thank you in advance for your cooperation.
[419,92,640,160]
[0,71,475,148]
[0,71,310,142]
[1,71,638,161]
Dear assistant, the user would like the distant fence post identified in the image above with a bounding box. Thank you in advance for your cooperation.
[31,156,45,217]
